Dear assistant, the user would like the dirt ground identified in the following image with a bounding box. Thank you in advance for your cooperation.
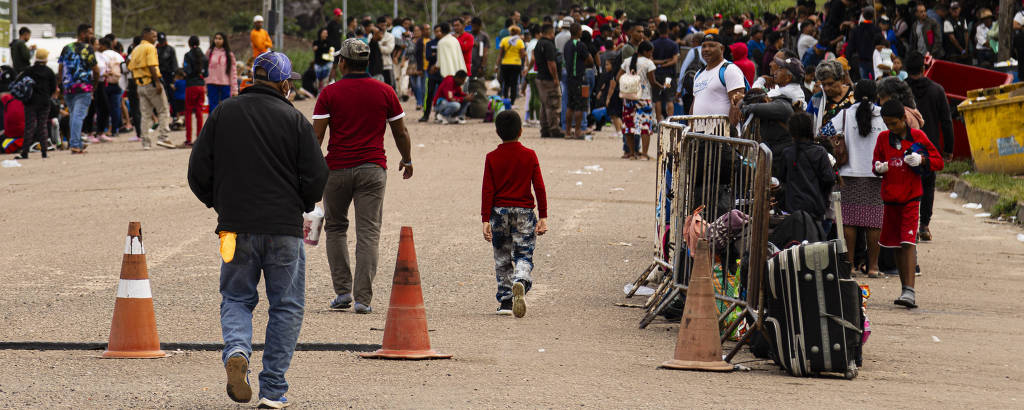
[1,97,1022,408]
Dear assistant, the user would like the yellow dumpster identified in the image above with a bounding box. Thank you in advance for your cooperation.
[958,83,1024,175]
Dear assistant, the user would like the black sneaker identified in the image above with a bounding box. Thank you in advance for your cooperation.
[496,300,513,316]
[417,117,428,122]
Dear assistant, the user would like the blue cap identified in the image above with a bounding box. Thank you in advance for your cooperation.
[252,52,302,82]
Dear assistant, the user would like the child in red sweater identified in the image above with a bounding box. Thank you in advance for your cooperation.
[874,100,944,308]
[482,110,548,318]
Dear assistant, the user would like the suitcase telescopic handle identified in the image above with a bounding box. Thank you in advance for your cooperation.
[830,191,846,254]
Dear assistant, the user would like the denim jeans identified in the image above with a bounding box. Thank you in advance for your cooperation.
[410,74,425,106]
[559,69,568,129]
[65,92,92,149]
[435,98,468,118]
[105,84,123,132]
[207,84,232,113]
[220,233,305,401]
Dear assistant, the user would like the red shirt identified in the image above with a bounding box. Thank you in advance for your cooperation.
[432,76,466,105]
[2,95,25,138]
[313,73,404,170]
[873,128,944,204]
[457,32,474,73]
[481,141,548,222]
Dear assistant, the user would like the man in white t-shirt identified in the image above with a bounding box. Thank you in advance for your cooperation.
[691,34,746,128]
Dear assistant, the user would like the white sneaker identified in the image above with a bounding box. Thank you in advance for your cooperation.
[256,397,290,409]
[457,118,467,124]
[155,138,176,149]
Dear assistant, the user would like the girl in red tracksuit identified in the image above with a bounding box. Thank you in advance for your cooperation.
[873,99,944,309]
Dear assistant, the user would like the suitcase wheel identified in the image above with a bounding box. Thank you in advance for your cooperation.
[845,362,859,380]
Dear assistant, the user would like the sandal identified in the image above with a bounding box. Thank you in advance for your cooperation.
[866,270,885,278]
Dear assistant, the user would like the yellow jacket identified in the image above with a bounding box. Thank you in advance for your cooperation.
[251,29,273,58]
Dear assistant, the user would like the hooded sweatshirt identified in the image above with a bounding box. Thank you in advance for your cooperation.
[906,76,955,154]
[729,42,756,85]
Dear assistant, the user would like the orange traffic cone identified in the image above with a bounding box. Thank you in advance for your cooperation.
[361,227,451,360]
[660,239,732,371]
[102,222,167,359]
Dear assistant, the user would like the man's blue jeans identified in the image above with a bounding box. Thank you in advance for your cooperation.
[435,98,468,118]
[220,233,305,401]
[65,92,92,149]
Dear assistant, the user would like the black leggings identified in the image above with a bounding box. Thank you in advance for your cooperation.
[82,82,109,134]
[500,64,521,106]
[421,76,441,119]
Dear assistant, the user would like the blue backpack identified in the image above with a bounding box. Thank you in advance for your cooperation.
[695,62,751,92]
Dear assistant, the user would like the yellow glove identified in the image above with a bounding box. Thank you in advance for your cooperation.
[219,232,237,263]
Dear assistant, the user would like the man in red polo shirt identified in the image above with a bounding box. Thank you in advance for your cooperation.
[452,19,474,75]
[313,38,414,315]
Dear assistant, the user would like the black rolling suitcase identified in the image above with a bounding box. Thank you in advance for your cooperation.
[762,193,864,379]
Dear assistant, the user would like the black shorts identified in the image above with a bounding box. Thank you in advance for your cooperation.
[566,77,587,111]
[652,72,675,104]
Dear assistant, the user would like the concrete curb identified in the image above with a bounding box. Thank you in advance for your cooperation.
[948,177,1024,224]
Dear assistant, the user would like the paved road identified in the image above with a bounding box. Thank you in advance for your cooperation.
[1,98,1021,408]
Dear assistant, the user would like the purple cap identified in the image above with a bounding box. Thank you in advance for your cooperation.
[252,52,302,82]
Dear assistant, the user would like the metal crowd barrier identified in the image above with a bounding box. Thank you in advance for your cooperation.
[627,115,729,300]
[633,117,773,363]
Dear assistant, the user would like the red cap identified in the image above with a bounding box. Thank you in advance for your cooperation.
[333,8,343,16]
[743,19,753,29]
[714,13,723,19]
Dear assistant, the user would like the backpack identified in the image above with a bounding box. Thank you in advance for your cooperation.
[694,62,751,93]
[618,56,643,100]
[10,73,34,102]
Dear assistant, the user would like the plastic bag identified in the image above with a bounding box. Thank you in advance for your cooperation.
[302,206,325,246]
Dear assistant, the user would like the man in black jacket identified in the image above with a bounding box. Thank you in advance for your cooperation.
[156,32,179,119]
[187,52,328,409]
[18,49,58,159]
[904,52,953,242]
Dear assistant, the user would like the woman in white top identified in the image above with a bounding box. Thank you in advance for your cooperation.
[821,79,887,278]
[99,37,125,138]
[616,41,659,160]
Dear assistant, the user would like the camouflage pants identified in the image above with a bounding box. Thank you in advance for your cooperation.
[489,207,536,302]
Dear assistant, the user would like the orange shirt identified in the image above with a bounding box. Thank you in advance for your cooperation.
[251,29,273,58]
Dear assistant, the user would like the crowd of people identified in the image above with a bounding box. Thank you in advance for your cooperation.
[4,23,244,157]
[3,1,1014,406]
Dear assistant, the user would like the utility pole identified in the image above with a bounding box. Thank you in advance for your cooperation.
[431,0,437,29]
[393,0,398,19]
[998,0,1013,61]
[275,0,284,52]
[343,0,348,40]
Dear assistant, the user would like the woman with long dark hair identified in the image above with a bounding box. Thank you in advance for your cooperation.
[822,79,887,278]
[616,40,660,159]
[205,32,238,112]
[312,28,333,91]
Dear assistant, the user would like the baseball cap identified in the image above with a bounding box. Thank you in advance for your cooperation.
[774,57,805,77]
[337,38,370,61]
[562,16,574,26]
[253,15,264,23]
[950,1,961,9]
[157,32,167,42]
[252,52,302,82]
[333,8,343,16]
[702,33,723,45]
[35,48,50,62]
[714,13,723,19]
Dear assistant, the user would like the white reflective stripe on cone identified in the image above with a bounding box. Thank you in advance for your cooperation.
[124,236,146,255]
[116,279,153,298]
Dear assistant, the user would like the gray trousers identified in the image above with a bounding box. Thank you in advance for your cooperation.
[536,79,562,137]
[137,82,172,140]
[324,164,387,305]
